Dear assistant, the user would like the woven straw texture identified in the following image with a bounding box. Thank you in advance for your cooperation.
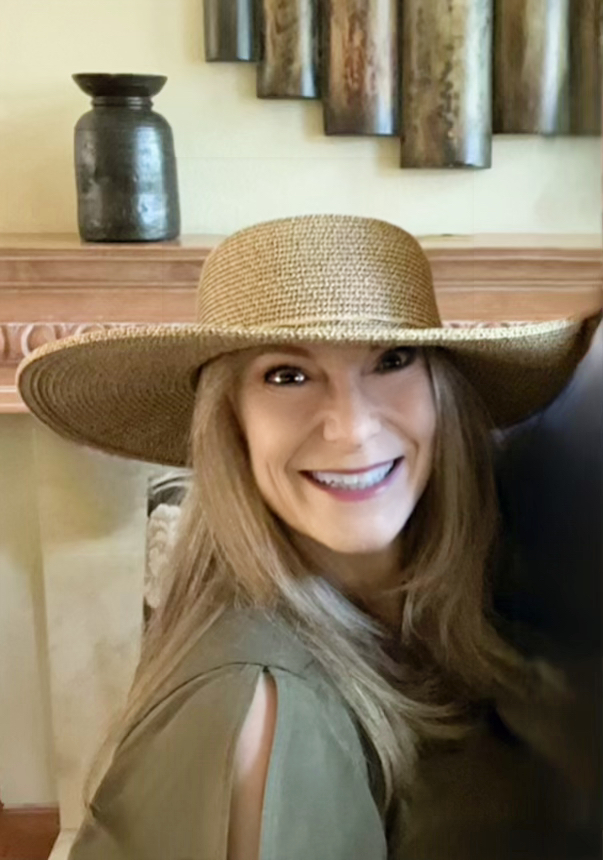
[197,216,441,330]
[17,214,602,466]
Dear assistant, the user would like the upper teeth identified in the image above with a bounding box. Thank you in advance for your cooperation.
[310,461,395,490]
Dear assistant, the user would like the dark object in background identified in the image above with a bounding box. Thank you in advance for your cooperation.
[494,322,603,857]
[400,0,492,168]
[402,321,602,859]
[323,0,399,136]
[147,471,190,517]
[495,322,603,663]
[204,0,258,61]
[73,74,180,243]
[569,0,602,135]
[257,0,320,99]
[493,0,570,134]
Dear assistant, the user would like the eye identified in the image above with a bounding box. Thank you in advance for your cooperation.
[264,365,308,386]
[375,347,417,374]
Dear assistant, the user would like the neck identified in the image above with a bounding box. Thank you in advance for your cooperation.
[291,533,404,631]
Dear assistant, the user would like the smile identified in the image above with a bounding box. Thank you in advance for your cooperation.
[303,458,403,494]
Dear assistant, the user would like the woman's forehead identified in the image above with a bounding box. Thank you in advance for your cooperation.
[244,342,397,360]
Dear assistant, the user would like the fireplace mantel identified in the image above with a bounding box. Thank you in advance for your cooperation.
[1,233,601,413]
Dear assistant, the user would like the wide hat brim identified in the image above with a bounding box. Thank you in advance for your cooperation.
[17,313,601,467]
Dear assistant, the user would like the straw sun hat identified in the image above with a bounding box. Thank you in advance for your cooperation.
[17,215,600,467]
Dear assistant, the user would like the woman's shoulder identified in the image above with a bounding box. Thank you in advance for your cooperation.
[190,606,318,675]
[76,611,386,860]
[122,607,373,796]
[149,607,318,705]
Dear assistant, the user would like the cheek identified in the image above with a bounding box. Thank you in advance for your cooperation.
[237,395,268,486]
[244,421,277,488]
[238,400,297,496]
[391,373,438,457]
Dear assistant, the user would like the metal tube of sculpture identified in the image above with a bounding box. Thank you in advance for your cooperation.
[323,0,399,135]
[204,0,258,62]
[400,0,493,168]
[257,0,320,98]
[494,0,570,134]
[569,0,601,135]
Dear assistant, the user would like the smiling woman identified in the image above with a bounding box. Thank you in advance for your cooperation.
[236,345,436,562]
[16,215,601,860]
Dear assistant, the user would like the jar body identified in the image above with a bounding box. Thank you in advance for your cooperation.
[74,95,180,242]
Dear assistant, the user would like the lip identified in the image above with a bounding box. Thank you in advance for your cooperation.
[301,457,404,503]
[302,458,401,476]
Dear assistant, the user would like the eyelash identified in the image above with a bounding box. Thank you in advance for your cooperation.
[264,366,307,386]
[263,348,417,386]
[375,347,417,373]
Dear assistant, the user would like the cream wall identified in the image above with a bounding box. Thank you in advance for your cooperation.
[0,417,56,806]
[31,425,156,823]
[0,0,600,812]
[0,417,158,812]
[0,0,601,236]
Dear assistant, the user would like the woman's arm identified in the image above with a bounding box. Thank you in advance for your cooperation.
[228,670,278,860]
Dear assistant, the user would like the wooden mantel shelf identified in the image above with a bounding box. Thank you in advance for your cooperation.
[1,233,601,413]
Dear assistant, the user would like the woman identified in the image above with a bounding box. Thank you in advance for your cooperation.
[18,215,600,860]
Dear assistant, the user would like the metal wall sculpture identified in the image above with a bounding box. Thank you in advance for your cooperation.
[204,0,601,170]
[204,0,258,62]
[323,0,399,135]
[569,0,602,134]
[494,0,570,135]
[494,0,602,136]
[401,0,492,168]
[257,0,320,98]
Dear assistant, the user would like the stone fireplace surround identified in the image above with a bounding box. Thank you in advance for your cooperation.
[0,233,600,859]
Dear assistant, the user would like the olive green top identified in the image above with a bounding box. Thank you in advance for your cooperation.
[67,608,588,860]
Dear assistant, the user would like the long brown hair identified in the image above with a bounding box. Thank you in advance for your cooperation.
[82,346,551,815]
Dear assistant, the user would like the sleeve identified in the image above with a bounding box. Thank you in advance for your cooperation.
[68,663,266,860]
[258,666,388,860]
[67,663,387,860]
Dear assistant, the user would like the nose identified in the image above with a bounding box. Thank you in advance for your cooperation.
[320,377,381,447]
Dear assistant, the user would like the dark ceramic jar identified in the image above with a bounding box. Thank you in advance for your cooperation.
[73,73,180,242]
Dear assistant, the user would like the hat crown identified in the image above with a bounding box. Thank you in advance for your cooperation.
[196,215,441,332]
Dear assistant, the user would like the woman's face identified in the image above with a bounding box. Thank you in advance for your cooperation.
[236,343,437,557]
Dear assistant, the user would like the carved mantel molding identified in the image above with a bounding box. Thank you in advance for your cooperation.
[1,233,601,413]
[0,322,122,363]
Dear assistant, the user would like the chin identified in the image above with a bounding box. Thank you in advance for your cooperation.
[316,532,400,556]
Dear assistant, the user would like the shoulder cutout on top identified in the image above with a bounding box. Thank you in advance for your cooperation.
[140,608,319,729]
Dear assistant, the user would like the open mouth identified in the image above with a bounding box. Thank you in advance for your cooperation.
[303,458,403,492]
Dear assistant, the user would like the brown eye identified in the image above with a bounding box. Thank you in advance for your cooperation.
[376,347,417,373]
[264,366,307,386]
